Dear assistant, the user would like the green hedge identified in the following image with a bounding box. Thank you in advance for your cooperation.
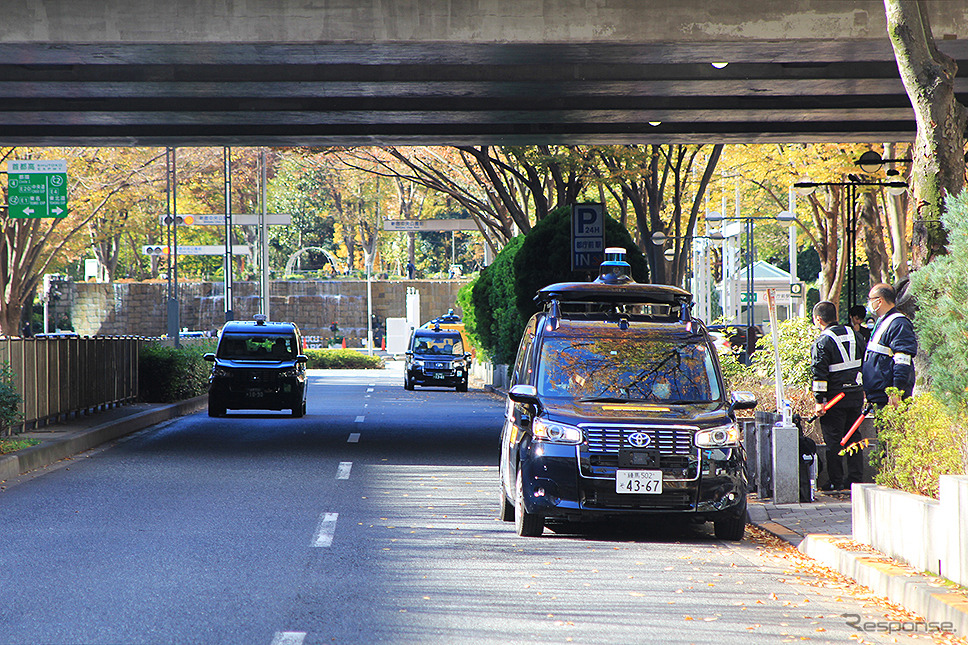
[513,204,648,323]
[139,342,214,403]
[0,362,22,434]
[305,349,384,369]
[472,235,526,364]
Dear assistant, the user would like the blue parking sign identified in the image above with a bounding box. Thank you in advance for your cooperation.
[572,203,604,271]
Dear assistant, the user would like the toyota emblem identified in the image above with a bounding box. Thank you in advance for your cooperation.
[627,432,650,448]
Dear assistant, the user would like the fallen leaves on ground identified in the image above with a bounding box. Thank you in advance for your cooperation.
[747,525,967,645]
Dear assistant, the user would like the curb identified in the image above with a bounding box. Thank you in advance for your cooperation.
[0,396,208,481]
[800,533,968,636]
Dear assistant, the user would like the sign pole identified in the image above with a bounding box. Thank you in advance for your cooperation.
[165,148,181,347]
[223,146,234,323]
[259,149,270,321]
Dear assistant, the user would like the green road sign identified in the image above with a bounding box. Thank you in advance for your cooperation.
[740,292,758,303]
[7,159,68,218]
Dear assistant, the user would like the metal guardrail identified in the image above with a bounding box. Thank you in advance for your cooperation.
[0,336,143,436]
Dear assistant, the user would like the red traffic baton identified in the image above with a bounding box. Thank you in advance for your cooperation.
[806,392,845,423]
[840,405,873,446]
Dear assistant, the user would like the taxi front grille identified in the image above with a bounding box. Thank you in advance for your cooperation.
[583,425,694,456]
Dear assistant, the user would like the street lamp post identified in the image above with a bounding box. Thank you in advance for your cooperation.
[651,230,723,321]
[705,212,790,333]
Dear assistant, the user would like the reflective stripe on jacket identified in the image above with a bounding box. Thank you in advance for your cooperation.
[862,308,917,402]
[811,324,864,403]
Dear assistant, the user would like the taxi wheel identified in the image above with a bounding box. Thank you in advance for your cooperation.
[499,476,514,522]
[713,503,747,541]
[208,399,225,417]
[292,399,305,418]
[404,375,414,391]
[515,469,544,537]
[456,379,468,393]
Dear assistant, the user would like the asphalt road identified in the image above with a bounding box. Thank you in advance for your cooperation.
[0,365,937,645]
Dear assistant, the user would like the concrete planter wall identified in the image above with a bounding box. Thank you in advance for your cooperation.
[472,360,510,391]
[853,476,968,587]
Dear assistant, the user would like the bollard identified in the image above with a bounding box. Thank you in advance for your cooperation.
[772,421,800,503]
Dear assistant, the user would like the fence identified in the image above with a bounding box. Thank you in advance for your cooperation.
[0,336,142,436]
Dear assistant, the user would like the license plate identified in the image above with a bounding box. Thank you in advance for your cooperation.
[433,373,445,380]
[616,470,662,494]
[246,389,264,398]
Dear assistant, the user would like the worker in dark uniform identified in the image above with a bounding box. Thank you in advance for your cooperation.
[811,301,865,491]
[862,283,917,408]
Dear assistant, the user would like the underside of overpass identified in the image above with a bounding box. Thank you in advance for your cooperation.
[2,1,968,146]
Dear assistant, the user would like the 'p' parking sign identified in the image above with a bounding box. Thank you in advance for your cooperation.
[571,203,604,271]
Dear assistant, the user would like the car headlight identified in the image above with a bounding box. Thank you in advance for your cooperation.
[695,423,742,447]
[413,360,423,368]
[212,366,231,378]
[279,368,300,378]
[532,418,583,444]
[453,359,465,368]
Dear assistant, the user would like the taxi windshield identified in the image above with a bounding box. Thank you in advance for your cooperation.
[412,335,463,355]
[536,333,720,403]
[218,333,296,360]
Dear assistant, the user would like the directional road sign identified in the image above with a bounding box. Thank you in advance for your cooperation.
[143,245,252,256]
[158,214,292,226]
[6,159,68,218]
[383,219,477,231]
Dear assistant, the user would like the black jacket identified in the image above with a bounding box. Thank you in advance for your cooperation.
[811,324,864,404]
[862,307,917,403]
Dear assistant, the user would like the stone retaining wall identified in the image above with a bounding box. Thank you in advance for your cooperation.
[59,279,468,344]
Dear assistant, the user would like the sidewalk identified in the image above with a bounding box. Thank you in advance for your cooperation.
[3,394,967,638]
[750,491,968,637]
[0,396,206,482]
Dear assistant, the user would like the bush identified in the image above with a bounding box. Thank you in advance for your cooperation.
[870,389,968,498]
[0,362,22,436]
[911,190,968,408]
[719,316,816,430]
[139,342,214,403]
[513,205,648,323]
[472,235,526,364]
[456,279,486,358]
[305,349,384,369]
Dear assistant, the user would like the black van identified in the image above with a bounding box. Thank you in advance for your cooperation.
[204,315,308,417]
[498,249,756,539]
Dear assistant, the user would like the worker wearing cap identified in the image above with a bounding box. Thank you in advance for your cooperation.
[811,300,865,491]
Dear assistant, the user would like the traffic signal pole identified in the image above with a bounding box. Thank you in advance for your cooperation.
[165,147,181,347]
[223,146,234,323]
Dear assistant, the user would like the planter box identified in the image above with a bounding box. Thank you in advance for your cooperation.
[853,476,968,587]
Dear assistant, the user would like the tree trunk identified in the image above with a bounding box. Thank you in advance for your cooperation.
[881,142,911,281]
[885,0,967,267]
[860,191,890,286]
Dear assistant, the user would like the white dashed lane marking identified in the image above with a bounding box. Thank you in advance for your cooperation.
[337,462,352,480]
[312,513,339,547]
[347,432,361,443]
[270,632,306,645]
[355,415,365,423]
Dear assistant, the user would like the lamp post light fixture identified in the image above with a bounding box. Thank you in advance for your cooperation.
[792,175,909,311]
[855,150,912,174]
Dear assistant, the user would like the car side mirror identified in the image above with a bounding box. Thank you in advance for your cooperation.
[508,384,539,406]
[203,353,216,362]
[295,354,308,364]
[405,351,413,357]
[464,353,472,361]
[729,391,758,411]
